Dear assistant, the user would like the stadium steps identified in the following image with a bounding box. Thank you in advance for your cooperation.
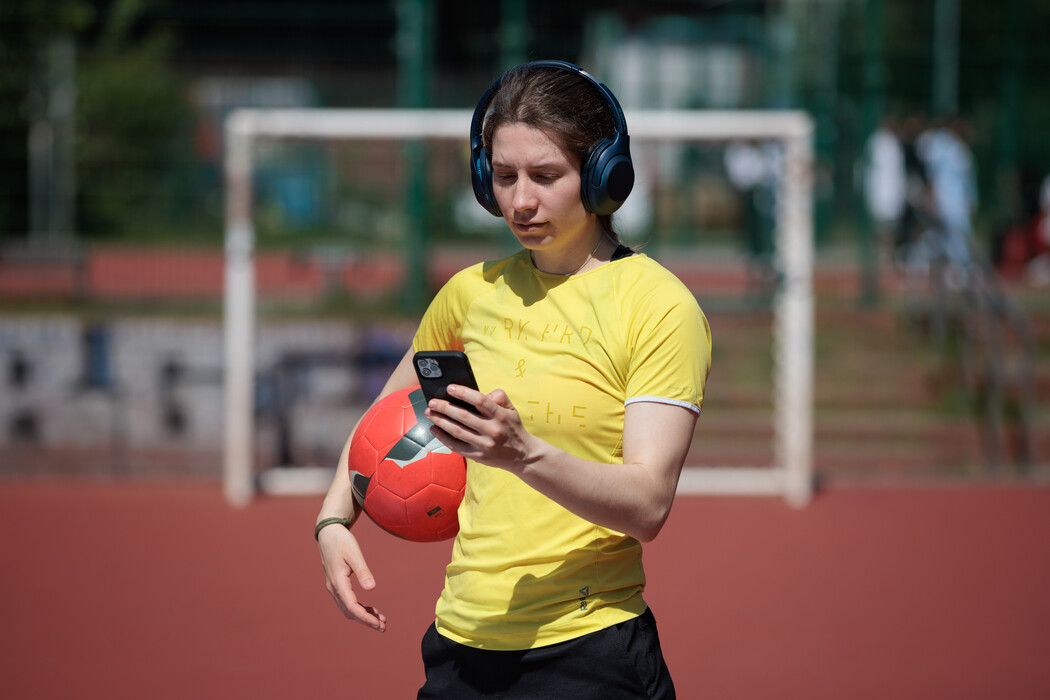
[689,287,1049,485]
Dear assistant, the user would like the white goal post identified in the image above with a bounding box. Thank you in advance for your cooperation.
[223,108,814,508]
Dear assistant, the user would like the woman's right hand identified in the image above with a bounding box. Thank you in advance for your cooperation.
[315,348,419,633]
[317,523,387,632]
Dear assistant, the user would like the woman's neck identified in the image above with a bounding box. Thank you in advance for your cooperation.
[530,232,610,276]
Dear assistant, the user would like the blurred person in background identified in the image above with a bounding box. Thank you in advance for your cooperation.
[897,114,932,265]
[991,163,1050,283]
[862,117,907,261]
[1027,174,1050,285]
[725,139,780,297]
[917,116,979,272]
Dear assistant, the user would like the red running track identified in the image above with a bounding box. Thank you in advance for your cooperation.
[2,481,1048,699]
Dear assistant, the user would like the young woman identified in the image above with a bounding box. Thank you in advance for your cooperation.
[315,60,711,699]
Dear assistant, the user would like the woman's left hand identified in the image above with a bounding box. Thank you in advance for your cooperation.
[423,385,539,473]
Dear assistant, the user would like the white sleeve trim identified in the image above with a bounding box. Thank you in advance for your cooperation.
[625,396,701,415]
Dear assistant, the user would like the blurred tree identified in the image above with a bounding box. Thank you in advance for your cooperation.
[0,0,93,239]
[76,0,191,238]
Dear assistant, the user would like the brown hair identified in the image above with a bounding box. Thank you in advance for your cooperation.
[481,64,621,241]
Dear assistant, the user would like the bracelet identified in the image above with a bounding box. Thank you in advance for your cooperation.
[314,516,352,541]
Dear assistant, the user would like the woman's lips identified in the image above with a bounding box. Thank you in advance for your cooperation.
[513,221,545,233]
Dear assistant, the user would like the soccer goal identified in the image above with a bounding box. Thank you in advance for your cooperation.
[223,108,814,508]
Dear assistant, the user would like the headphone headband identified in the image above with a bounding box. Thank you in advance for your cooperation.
[469,60,635,217]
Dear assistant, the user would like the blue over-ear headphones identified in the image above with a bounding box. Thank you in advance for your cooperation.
[469,60,635,217]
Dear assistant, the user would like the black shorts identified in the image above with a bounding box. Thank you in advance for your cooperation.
[417,607,676,699]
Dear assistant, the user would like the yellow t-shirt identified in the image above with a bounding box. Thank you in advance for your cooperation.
[413,249,711,650]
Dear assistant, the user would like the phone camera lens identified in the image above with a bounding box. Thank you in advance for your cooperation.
[418,358,441,378]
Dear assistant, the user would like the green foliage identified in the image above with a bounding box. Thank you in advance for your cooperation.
[0,0,93,236]
[75,0,193,237]
[0,0,195,239]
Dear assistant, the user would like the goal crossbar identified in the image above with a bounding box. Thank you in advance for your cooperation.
[223,108,814,508]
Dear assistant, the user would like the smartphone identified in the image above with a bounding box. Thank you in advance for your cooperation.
[413,350,481,415]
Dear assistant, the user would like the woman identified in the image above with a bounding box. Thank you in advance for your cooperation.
[316,60,711,699]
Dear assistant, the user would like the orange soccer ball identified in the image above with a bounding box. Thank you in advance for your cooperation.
[348,385,466,542]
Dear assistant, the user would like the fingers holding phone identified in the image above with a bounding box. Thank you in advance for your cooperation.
[414,354,536,472]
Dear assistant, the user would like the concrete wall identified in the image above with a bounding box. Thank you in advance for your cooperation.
[0,316,412,479]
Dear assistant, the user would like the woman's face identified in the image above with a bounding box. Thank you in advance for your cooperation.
[490,123,597,264]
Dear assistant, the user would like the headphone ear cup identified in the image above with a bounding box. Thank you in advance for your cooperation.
[580,133,635,216]
[471,146,502,217]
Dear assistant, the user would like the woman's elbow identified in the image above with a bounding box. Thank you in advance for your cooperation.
[632,502,674,543]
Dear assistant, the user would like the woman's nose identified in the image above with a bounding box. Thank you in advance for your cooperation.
[512,179,537,211]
